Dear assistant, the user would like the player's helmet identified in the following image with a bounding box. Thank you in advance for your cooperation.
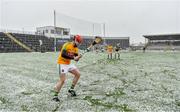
[74,35,83,43]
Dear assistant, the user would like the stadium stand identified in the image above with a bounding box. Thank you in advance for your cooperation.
[104,37,129,49]
[144,34,180,50]
[0,32,27,52]
[6,33,34,52]
[10,33,54,52]
[76,36,94,50]
[69,36,130,50]
[55,38,70,51]
[0,32,130,53]
[55,36,94,51]
[0,32,54,52]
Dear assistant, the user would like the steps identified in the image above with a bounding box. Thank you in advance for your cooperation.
[4,33,34,52]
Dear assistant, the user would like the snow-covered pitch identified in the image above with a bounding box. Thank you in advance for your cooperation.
[0,51,180,112]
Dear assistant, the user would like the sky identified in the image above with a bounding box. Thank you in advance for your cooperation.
[0,0,180,44]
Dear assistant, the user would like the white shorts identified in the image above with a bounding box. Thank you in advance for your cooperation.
[58,64,78,75]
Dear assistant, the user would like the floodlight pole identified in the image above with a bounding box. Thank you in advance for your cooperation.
[103,22,106,45]
[103,23,105,37]
[54,10,56,52]
[92,23,95,36]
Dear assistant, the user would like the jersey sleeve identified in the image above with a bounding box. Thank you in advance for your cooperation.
[61,43,74,59]
[74,48,79,56]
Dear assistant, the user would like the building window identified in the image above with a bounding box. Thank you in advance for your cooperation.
[63,31,69,35]
[46,30,48,33]
[51,30,55,34]
[56,29,61,34]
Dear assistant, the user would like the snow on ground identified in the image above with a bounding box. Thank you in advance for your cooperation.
[0,51,180,112]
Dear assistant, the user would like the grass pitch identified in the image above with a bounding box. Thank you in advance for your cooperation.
[0,51,180,111]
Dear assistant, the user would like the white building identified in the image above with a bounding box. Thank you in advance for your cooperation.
[36,26,70,38]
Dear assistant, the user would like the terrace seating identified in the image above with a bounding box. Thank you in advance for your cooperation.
[11,33,54,52]
[0,32,26,52]
[0,32,130,52]
[0,32,54,52]
[146,43,180,50]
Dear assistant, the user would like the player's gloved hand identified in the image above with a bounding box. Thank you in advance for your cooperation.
[74,56,79,61]
[79,54,82,58]
[86,48,90,52]
[74,54,82,61]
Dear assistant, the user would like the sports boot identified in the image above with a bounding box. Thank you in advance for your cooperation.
[68,89,77,97]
